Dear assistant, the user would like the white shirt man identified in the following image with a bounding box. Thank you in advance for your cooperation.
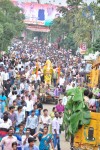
[52,116,60,134]
[62,95,68,106]
[25,99,33,112]
[0,117,12,129]
[20,82,25,91]
[0,73,3,86]
[31,93,37,105]
[8,92,17,106]
[17,63,22,71]
[25,71,30,79]
[39,114,51,129]
[52,112,61,149]
[59,77,65,86]
[3,72,9,81]
[0,120,12,129]
[66,84,72,91]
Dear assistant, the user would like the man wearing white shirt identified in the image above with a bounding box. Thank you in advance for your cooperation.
[66,83,73,91]
[2,70,9,83]
[39,109,51,130]
[15,106,25,127]
[0,73,3,93]
[8,91,17,106]
[0,73,3,86]
[52,112,61,150]
[59,76,65,87]
[62,94,68,106]
[31,90,37,105]
[25,95,33,116]
[25,71,30,79]
[0,115,12,129]
[20,82,25,91]
[17,62,22,71]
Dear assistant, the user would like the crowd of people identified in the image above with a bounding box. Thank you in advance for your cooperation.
[0,39,99,150]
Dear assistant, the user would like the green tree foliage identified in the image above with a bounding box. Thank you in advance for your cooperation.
[93,38,100,52]
[51,0,100,51]
[60,34,76,54]
[73,6,94,46]
[97,0,100,4]
[0,0,25,50]
[67,0,83,7]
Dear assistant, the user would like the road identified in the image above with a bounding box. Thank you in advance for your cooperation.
[36,103,70,150]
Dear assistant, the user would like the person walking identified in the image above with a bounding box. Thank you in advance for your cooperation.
[12,142,18,150]
[56,99,64,113]
[0,115,11,142]
[25,110,38,136]
[24,137,39,150]
[8,106,17,127]
[38,126,54,150]
[39,109,51,131]
[15,106,25,128]
[22,128,32,149]
[52,112,61,150]
[1,128,17,150]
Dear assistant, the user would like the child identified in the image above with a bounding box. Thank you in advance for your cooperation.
[12,142,18,150]
[50,107,56,120]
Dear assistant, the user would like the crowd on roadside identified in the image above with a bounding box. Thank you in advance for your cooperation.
[0,39,99,150]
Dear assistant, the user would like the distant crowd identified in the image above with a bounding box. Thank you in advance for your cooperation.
[0,39,99,150]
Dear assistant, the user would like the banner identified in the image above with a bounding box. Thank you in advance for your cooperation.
[11,1,61,26]
[26,25,50,32]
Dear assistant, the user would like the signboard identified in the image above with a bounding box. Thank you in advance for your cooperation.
[11,1,61,26]
[80,43,87,54]
[26,25,50,32]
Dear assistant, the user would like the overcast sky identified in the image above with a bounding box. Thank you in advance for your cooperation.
[83,0,97,4]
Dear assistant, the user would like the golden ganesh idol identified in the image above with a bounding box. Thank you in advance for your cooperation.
[43,60,53,85]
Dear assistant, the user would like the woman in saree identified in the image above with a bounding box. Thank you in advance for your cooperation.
[33,126,54,150]
[38,126,54,150]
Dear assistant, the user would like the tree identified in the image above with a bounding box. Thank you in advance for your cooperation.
[50,0,83,47]
[60,34,76,54]
[50,0,100,52]
[93,38,100,52]
[0,0,25,51]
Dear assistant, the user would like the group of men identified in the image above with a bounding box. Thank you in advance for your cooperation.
[0,39,94,150]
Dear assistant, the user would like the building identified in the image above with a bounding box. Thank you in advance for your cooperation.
[13,0,67,6]
[14,0,97,6]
